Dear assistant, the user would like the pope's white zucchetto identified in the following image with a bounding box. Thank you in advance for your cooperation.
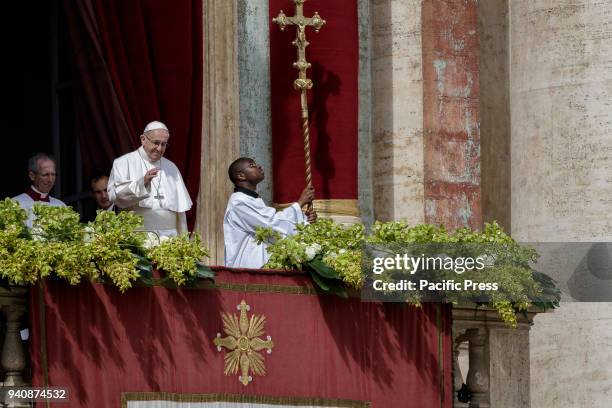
[143,121,169,134]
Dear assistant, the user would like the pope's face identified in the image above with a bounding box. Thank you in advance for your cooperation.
[140,129,169,162]
[28,159,57,194]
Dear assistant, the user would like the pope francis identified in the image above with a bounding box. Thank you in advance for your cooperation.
[108,121,192,237]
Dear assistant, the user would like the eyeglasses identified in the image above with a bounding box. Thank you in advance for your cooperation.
[145,133,170,148]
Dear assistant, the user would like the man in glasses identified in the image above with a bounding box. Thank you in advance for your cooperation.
[107,121,192,237]
[13,153,66,227]
[224,157,317,268]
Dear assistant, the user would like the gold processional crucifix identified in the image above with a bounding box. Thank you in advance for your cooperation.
[273,0,326,209]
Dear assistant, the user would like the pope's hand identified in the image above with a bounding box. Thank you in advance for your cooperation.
[144,168,160,188]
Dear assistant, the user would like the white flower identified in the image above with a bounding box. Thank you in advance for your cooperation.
[326,251,338,260]
[31,226,45,242]
[305,243,322,261]
[143,232,160,249]
[143,233,171,249]
[83,226,95,243]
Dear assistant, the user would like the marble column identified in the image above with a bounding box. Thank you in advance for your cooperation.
[422,0,481,230]
[479,0,510,232]
[197,0,240,265]
[238,0,272,204]
[358,0,373,228]
[371,0,424,223]
[510,1,612,407]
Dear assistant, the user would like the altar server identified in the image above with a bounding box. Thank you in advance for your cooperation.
[224,157,317,268]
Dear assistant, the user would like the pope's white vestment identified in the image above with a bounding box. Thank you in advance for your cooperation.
[108,147,192,237]
[223,189,306,268]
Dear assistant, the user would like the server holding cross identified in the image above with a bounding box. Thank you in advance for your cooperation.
[273,0,326,211]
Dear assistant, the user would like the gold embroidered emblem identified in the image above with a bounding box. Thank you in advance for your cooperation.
[213,300,275,386]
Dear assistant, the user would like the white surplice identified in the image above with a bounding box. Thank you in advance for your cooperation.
[223,190,306,268]
[13,186,66,227]
[108,147,192,237]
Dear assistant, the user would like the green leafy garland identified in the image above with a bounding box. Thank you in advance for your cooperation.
[256,220,365,297]
[0,198,560,326]
[258,219,560,327]
[0,199,212,291]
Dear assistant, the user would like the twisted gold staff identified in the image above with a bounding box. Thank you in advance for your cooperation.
[273,0,326,209]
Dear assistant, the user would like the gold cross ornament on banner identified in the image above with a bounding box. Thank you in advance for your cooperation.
[213,300,275,386]
[273,1,326,209]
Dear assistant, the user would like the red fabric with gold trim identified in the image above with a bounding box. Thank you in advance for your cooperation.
[29,269,452,407]
[269,0,359,203]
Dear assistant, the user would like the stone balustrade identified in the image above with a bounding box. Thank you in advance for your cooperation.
[0,286,30,407]
[452,305,543,408]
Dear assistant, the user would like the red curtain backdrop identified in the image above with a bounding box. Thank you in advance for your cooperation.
[30,270,452,408]
[269,0,359,203]
[64,0,203,224]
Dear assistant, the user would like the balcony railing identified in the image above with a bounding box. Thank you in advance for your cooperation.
[453,305,543,408]
[0,288,543,408]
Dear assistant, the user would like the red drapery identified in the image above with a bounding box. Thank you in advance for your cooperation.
[269,0,359,203]
[30,269,452,408]
[64,0,203,225]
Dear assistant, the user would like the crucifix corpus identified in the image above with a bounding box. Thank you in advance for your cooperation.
[273,0,326,209]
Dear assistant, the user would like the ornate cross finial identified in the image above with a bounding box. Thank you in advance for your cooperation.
[273,0,326,97]
[272,1,326,196]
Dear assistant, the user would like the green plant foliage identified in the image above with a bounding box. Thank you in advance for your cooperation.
[148,234,210,286]
[254,226,281,245]
[0,201,212,291]
[0,239,51,284]
[0,199,28,233]
[0,197,558,328]
[369,221,449,244]
[323,249,362,288]
[264,219,365,285]
[260,219,559,327]
[32,204,84,242]
[83,210,150,291]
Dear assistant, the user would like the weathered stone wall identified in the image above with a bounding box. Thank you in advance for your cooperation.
[510,1,612,406]
[479,0,510,232]
[488,325,531,407]
[422,0,482,230]
[371,0,424,223]
[511,0,612,241]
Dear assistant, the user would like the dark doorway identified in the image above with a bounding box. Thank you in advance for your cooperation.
[1,0,79,208]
